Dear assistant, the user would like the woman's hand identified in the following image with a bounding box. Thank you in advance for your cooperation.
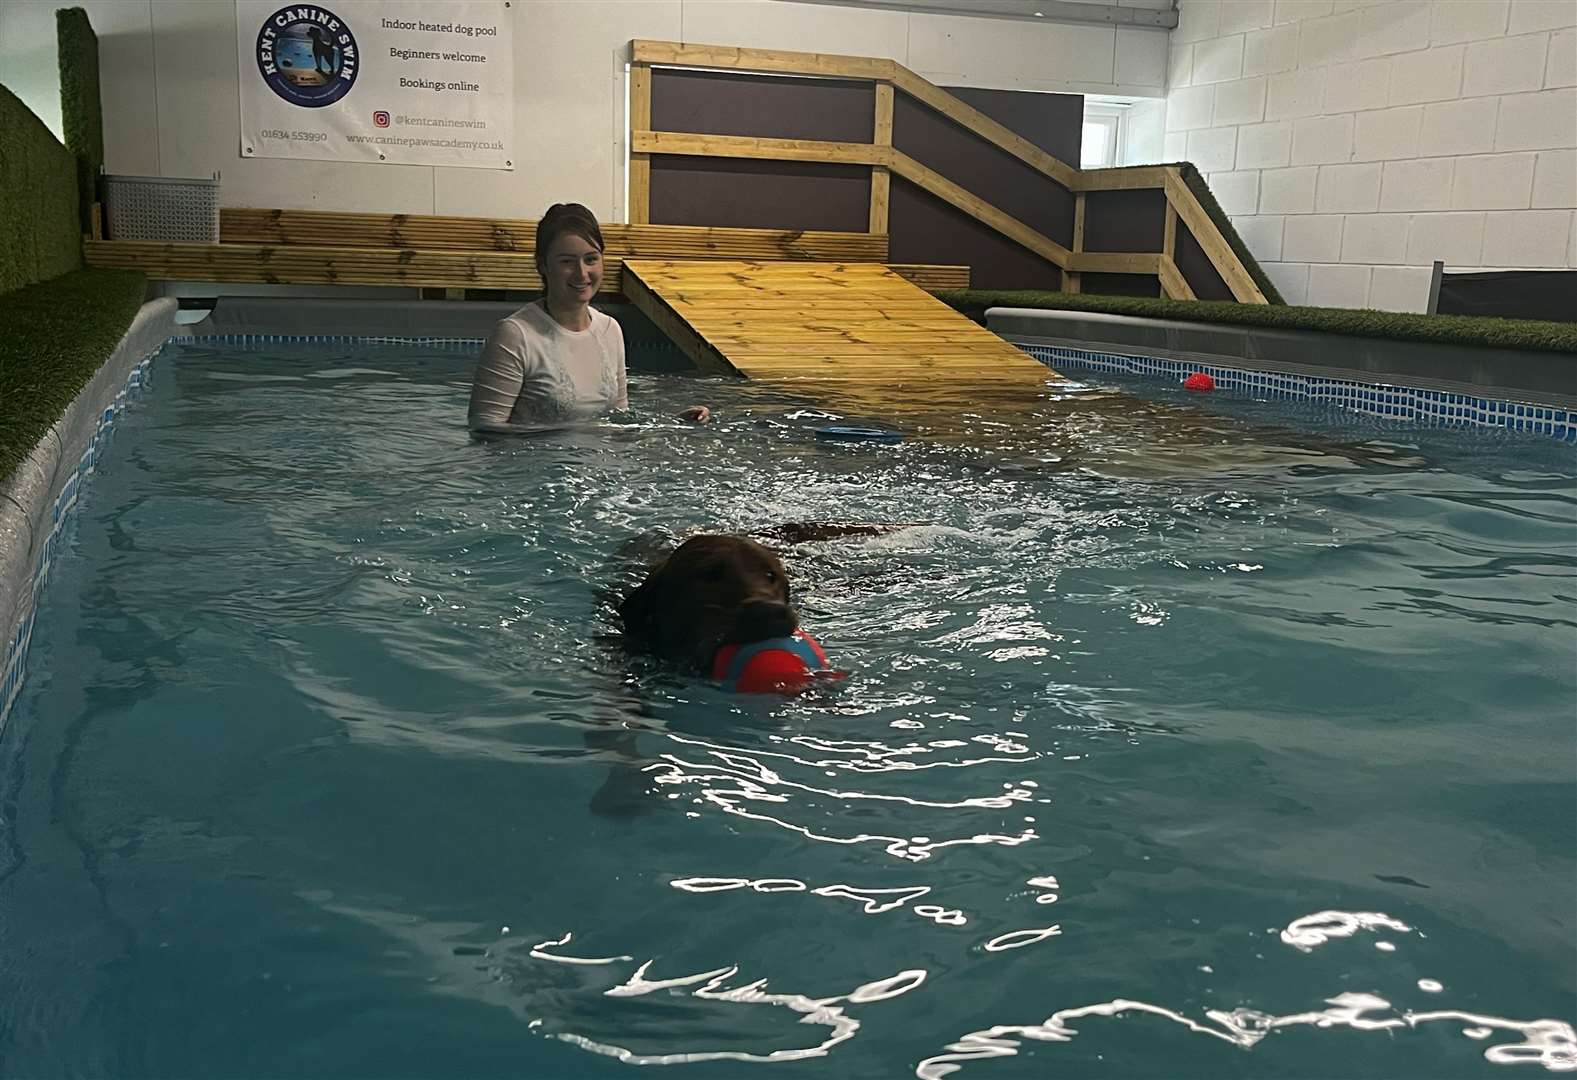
[677,405,711,424]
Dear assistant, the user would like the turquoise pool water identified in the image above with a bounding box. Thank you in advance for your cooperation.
[1,339,1573,1078]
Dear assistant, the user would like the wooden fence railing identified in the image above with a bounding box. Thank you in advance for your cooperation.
[628,39,1268,305]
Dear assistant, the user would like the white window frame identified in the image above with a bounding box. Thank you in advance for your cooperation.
[1081,103,1126,170]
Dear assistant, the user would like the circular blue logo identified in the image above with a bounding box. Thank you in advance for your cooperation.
[255,5,358,108]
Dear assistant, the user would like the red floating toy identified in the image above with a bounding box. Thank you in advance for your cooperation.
[1183,372,1215,392]
[713,630,842,694]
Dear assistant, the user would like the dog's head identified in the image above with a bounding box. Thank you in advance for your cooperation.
[619,534,798,672]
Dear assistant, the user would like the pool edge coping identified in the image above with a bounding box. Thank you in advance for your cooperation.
[986,306,1577,411]
[1,297,176,731]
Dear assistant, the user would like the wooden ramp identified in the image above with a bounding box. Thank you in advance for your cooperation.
[621,259,1055,422]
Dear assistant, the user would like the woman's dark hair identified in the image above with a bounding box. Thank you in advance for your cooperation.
[535,203,604,273]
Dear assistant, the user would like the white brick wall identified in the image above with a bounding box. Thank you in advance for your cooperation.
[1532,148,1577,206]
[1323,59,1392,113]
[1317,162,1382,211]
[1291,114,1355,163]
[1430,1,1510,47]
[1420,98,1500,157]
[1353,106,1424,161]
[1390,45,1465,104]
[1214,76,1269,123]
[1307,263,1372,306]
[1161,0,1577,311]
[1236,213,1286,259]
[1189,126,1240,170]
[1244,24,1300,74]
[1260,165,1319,211]
[1285,213,1344,260]
[1238,120,1293,167]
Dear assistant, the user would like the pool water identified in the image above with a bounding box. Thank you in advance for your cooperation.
[1,339,1573,1078]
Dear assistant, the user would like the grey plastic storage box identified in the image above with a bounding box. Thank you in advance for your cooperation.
[102,173,220,242]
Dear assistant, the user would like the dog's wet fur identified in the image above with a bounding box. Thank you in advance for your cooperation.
[616,523,917,674]
[619,535,798,673]
[592,522,909,817]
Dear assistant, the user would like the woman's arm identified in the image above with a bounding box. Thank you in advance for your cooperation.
[468,321,528,428]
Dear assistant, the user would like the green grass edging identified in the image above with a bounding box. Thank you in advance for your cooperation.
[937,289,1577,355]
[0,269,147,481]
[57,7,104,235]
[0,85,80,295]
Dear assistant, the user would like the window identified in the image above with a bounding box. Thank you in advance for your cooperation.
[1080,115,1119,169]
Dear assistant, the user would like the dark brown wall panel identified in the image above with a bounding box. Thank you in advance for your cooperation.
[650,158,870,232]
[1081,272,1159,297]
[651,69,875,142]
[892,94,1075,249]
[1174,223,1233,300]
[644,72,1085,289]
[1082,188,1165,253]
[889,179,1061,291]
[946,86,1082,166]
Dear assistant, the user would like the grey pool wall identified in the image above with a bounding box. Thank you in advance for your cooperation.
[1,298,177,730]
[990,306,1577,441]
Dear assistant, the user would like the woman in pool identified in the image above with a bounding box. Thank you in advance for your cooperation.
[468,202,710,430]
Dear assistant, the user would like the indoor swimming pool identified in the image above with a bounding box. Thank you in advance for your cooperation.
[0,337,1572,1078]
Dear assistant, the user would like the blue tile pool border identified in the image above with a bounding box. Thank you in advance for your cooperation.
[1014,342,1576,443]
[177,333,485,349]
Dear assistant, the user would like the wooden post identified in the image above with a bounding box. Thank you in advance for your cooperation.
[869,82,893,234]
[1160,197,1179,299]
[1066,192,1085,294]
[629,63,652,224]
[1163,168,1266,302]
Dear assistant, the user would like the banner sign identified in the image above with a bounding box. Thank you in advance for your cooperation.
[237,1,514,169]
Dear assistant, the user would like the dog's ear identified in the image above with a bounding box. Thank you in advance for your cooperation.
[619,570,665,647]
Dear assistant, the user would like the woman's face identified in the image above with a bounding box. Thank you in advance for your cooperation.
[540,231,603,308]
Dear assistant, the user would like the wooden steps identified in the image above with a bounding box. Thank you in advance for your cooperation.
[621,259,1054,422]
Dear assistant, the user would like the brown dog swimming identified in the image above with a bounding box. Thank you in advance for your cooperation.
[619,534,798,673]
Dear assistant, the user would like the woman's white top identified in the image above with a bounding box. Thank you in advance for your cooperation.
[467,300,629,428]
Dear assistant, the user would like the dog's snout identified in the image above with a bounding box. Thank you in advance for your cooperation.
[730,599,798,643]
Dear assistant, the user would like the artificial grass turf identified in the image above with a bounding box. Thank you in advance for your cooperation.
[0,85,81,295]
[57,8,104,235]
[0,268,146,482]
[938,289,1577,356]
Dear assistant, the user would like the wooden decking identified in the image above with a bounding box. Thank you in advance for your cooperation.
[621,259,1055,419]
[81,213,968,293]
[83,238,966,294]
